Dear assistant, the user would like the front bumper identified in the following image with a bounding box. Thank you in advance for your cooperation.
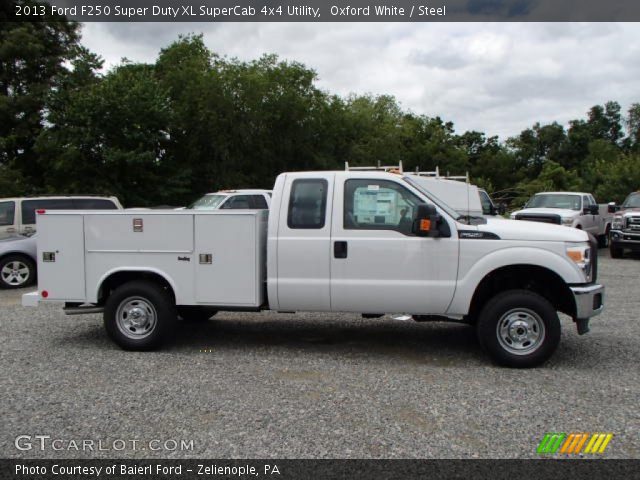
[22,291,39,307]
[610,230,640,250]
[570,284,604,334]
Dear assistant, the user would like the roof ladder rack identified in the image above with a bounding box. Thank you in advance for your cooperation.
[412,166,469,183]
[345,160,403,173]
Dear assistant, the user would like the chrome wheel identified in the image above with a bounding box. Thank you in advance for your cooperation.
[496,308,546,356]
[1,260,30,286]
[116,297,158,339]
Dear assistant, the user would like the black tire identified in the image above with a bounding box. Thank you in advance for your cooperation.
[476,290,561,368]
[598,228,610,248]
[609,244,623,258]
[178,306,217,322]
[0,254,36,289]
[104,280,177,350]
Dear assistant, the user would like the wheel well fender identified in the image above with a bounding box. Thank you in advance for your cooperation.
[447,246,582,317]
[96,268,177,304]
[0,251,36,264]
[467,265,576,321]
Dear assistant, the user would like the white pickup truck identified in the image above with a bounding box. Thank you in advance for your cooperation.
[23,169,604,367]
[510,192,613,247]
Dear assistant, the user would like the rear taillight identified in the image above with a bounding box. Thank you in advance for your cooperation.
[36,209,46,214]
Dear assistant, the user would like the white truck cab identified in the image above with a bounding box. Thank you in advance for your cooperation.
[23,166,604,367]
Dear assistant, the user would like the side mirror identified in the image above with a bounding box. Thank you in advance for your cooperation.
[608,202,618,214]
[589,204,599,215]
[413,204,440,237]
[497,203,507,216]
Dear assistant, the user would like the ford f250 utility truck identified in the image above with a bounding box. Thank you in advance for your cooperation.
[511,192,613,247]
[609,191,640,258]
[22,167,604,367]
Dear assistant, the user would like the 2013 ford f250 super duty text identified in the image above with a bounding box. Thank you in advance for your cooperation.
[22,169,605,367]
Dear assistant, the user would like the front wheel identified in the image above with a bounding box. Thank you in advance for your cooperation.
[104,281,177,350]
[476,290,560,368]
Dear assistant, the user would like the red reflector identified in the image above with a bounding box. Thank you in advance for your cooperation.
[36,209,46,214]
[41,290,49,298]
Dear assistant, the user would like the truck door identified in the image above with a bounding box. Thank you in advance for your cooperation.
[330,174,459,314]
[275,173,334,311]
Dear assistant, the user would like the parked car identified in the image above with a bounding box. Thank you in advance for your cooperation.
[0,196,122,239]
[186,190,272,211]
[608,191,640,258]
[510,192,613,247]
[0,235,37,289]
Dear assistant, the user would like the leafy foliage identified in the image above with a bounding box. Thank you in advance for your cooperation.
[1,22,639,207]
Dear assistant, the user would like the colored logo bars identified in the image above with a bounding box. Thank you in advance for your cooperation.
[537,433,613,455]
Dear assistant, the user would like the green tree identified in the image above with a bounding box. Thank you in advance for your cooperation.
[0,1,80,192]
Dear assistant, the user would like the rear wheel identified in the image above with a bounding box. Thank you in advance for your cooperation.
[178,306,218,322]
[476,290,560,368]
[104,281,177,350]
[0,254,36,289]
[609,243,623,258]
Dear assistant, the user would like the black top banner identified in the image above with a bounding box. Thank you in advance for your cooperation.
[9,0,640,22]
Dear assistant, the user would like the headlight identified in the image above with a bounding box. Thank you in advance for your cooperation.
[612,216,624,230]
[561,217,574,226]
[566,243,592,281]
[510,214,517,220]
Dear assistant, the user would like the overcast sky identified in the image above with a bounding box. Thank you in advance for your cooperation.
[80,22,640,139]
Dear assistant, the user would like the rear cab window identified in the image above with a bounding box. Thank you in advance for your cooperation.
[288,179,328,229]
[250,195,269,209]
[73,199,118,209]
[221,195,251,209]
[21,199,74,225]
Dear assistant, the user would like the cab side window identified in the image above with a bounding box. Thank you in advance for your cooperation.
[479,191,493,215]
[344,179,421,235]
[0,201,15,226]
[288,179,327,229]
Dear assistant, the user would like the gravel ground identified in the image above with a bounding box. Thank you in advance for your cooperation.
[1,250,638,459]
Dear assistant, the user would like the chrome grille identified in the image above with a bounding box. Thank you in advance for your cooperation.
[515,214,562,225]
[627,216,640,231]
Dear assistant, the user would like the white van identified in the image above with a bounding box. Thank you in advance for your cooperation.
[0,196,122,239]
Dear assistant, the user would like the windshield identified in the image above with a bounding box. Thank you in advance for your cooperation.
[526,194,581,210]
[403,176,465,220]
[188,194,227,210]
[622,193,640,208]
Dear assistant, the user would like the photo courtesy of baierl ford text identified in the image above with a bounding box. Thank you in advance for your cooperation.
[2,0,640,479]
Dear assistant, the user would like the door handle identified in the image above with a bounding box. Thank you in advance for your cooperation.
[334,241,348,259]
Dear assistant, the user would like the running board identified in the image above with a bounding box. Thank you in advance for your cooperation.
[63,305,104,315]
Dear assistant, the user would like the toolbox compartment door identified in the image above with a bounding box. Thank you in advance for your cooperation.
[37,213,86,301]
